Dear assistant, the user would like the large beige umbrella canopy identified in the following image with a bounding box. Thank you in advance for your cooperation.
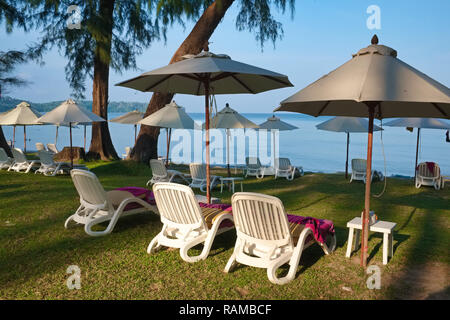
[204,103,259,176]
[258,115,298,171]
[117,49,293,202]
[0,101,42,152]
[139,101,196,165]
[316,117,382,178]
[38,99,106,168]
[277,35,450,267]
[384,117,450,181]
[109,110,144,144]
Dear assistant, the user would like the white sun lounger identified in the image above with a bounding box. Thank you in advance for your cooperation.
[147,182,234,263]
[188,163,221,193]
[146,159,191,186]
[244,157,266,179]
[35,150,87,176]
[415,162,443,190]
[275,157,304,180]
[46,143,59,154]
[350,158,374,183]
[122,146,131,159]
[8,148,41,173]
[36,142,46,151]
[224,192,336,285]
[65,169,159,236]
[0,147,13,170]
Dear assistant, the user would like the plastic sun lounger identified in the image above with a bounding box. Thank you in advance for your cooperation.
[147,182,234,263]
[8,148,41,173]
[244,157,267,179]
[35,150,86,176]
[224,192,336,285]
[188,163,221,193]
[274,157,304,180]
[415,162,442,190]
[65,169,159,236]
[0,148,13,170]
[146,159,191,186]
[36,142,46,151]
[350,158,374,183]
[46,143,59,154]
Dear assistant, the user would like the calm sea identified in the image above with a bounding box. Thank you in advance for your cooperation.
[3,112,450,178]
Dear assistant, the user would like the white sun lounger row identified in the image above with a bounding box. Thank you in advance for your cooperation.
[245,156,304,180]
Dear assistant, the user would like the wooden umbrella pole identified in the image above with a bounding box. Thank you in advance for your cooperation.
[414,128,420,183]
[345,132,350,179]
[361,105,375,268]
[205,79,211,204]
[23,126,26,153]
[165,128,171,166]
[134,124,137,144]
[84,125,87,151]
[55,126,59,145]
[70,123,73,169]
[13,125,15,148]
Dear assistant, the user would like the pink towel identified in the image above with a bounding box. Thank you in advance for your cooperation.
[286,215,335,244]
[115,187,156,210]
[425,162,436,174]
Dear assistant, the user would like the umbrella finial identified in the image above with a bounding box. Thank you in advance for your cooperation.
[225,103,229,107]
[371,34,379,45]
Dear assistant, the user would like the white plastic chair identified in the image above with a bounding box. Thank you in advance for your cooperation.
[147,182,234,262]
[275,158,304,180]
[0,148,13,170]
[46,143,59,154]
[188,163,221,193]
[146,159,191,186]
[65,169,158,236]
[415,162,442,190]
[224,192,336,285]
[8,148,41,173]
[245,157,266,179]
[35,150,79,176]
[350,158,373,183]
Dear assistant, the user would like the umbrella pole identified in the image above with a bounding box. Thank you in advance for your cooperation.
[55,126,59,145]
[361,105,375,268]
[414,128,420,183]
[70,123,73,169]
[13,125,15,148]
[345,132,350,179]
[227,129,231,177]
[134,124,137,144]
[204,79,211,204]
[84,125,87,151]
[273,130,276,171]
[24,126,26,153]
[166,128,171,166]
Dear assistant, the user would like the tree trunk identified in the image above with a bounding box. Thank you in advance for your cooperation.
[0,126,12,157]
[87,0,119,161]
[131,0,235,163]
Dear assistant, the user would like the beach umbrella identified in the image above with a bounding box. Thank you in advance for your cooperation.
[276,35,450,267]
[258,115,298,171]
[204,103,259,176]
[109,110,144,144]
[116,49,293,202]
[0,101,42,152]
[384,118,450,181]
[316,117,382,178]
[138,101,196,165]
[37,99,105,168]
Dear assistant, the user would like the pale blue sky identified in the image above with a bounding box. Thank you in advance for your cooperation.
[1,0,449,113]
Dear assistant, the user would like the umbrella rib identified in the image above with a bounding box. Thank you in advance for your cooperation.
[316,101,331,116]
[144,74,174,91]
[210,72,237,82]
[432,103,449,118]
[231,75,255,94]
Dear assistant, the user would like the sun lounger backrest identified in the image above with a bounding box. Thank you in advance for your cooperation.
[12,148,27,163]
[231,192,292,247]
[246,157,261,169]
[275,158,291,170]
[71,169,108,208]
[47,143,58,154]
[0,148,10,161]
[352,159,367,172]
[153,182,204,227]
[36,143,45,151]
[150,159,168,178]
[417,162,440,178]
[189,163,207,180]
[38,150,55,166]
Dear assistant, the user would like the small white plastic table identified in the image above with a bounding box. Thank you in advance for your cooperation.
[220,177,243,193]
[194,194,221,204]
[442,176,450,189]
[345,217,396,265]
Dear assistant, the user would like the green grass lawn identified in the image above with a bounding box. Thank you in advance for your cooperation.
[0,160,449,300]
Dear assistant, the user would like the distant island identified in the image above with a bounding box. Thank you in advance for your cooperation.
[0,96,148,113]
